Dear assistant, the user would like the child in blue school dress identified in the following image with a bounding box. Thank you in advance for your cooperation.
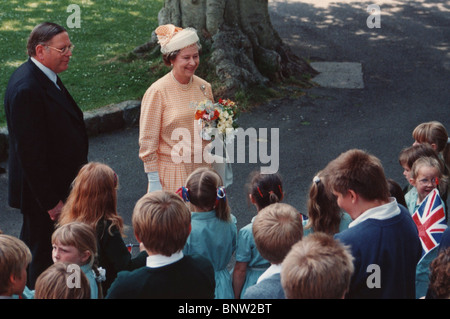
[51,222,105,299]
[179,167,237,299]
[232,171,283,299]
[405,156,447,298]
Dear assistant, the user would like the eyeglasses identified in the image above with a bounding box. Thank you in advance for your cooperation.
[418,177,439,186]
[45,44,75,55]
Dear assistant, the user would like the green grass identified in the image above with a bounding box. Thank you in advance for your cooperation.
[0,0,164,126]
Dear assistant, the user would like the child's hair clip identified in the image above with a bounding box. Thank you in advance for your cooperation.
[216,186,226,200]
[278,185,284,201]
[176,186,190,202]
[215,186,226,208]
[257,186,264,198]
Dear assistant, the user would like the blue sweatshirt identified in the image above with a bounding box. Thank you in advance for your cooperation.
[335,205,422,299]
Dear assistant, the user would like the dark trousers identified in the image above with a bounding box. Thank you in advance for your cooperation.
[20,207,55,289]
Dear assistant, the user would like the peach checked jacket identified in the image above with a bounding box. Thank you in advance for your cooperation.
[139,72,214,193]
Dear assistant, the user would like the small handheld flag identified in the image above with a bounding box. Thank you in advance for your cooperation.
[412,189,447,261]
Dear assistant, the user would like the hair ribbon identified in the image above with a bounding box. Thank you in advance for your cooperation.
[214,186,226,207]
[313,176,321,184]
[217,186,226,200]
[176,186,190,202]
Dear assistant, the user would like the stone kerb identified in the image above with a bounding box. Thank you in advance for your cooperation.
[0,100,141,162]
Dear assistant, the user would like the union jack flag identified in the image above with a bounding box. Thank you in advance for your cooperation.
[412,188,447,261]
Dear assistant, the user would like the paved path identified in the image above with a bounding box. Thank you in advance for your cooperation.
[1,0,449,241]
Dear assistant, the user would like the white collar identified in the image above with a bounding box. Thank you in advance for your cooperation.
[257,263,282,284]
[349,197,400,228]
[146,251,184,268]
[30,56,59,88]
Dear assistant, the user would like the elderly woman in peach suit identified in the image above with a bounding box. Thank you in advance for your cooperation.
[139,24,214,193]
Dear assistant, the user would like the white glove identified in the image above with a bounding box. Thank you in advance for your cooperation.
[147,171,162,193]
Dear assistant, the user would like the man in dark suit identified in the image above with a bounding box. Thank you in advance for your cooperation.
[4,22,88,288]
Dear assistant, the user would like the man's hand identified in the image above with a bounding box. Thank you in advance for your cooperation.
[48,200,64,221]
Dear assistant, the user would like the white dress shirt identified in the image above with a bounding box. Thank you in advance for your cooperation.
[30,56,60,89]
[257,263,282,284]
[146,250,184,268]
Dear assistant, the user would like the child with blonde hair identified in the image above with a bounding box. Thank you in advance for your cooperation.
[406,156,446,215]
[412,121,450,168]
[52,222,104,298]
[58,162,147,294]
[233,171,283,299]
[281,232,354,299]
[34,262,90,299]
[405,156,447,298]
[106,191,215,299]
[412,121,450,214]
[399,144,448,213]
[0,234,31,299]
[242,203,303,299]
[179,167,237,299]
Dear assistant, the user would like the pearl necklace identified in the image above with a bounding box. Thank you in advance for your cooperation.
[171,70,193,89]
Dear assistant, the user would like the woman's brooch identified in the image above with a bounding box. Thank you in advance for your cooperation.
[200,84,207,97]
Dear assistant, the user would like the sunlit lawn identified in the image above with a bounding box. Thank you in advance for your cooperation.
[0,0,164,126]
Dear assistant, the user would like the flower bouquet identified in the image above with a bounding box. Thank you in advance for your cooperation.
[194,98,239,144]
[193,98,239,187]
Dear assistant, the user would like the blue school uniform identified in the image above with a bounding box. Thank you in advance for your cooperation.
[302,212,353,237]
[334,205,421,298]
[405,187,419,214]
[404,188,446,298]
[183,210,237,299]
[235,217,271,298]
[81,264,99,299]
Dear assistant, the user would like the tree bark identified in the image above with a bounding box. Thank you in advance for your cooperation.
[134,0,317,96]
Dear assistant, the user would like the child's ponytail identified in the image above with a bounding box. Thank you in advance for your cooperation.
[306,173,341,235]
[182,167,232,222]
[214,185,231,222]
[247,171,284,210]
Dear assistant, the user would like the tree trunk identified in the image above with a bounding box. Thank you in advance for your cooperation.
[134,0,317,96]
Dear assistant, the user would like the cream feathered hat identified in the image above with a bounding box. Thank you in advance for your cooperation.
[155,24,199,54]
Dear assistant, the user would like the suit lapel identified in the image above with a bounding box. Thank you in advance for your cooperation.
[27,59,84,124]
[55,75,84,120]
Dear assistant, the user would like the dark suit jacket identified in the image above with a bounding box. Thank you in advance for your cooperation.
[105,254,215,299]
[4,58,88,213]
